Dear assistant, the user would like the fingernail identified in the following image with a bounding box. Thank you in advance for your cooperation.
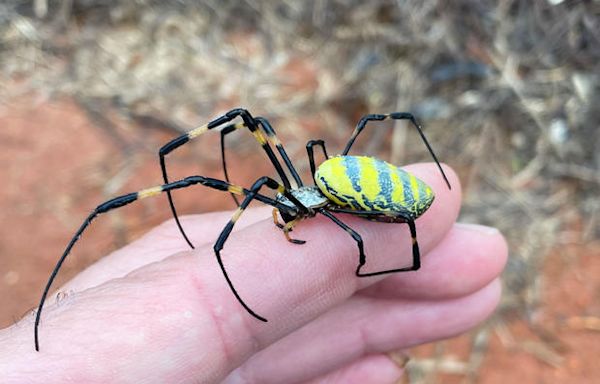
[455,222,500,235]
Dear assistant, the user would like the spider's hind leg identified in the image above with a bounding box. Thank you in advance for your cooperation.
[354,219,421,276]
[319,207,421,276]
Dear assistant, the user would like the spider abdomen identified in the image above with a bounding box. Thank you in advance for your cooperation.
[315,155,434,219]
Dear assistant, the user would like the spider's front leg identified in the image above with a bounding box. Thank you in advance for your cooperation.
[220,116,304,206]
[34,175,290,352]
[158,108,294,249]
[213,177,308,321]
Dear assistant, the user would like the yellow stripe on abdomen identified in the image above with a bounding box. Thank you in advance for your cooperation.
[409,173,420,202]
[388,163,405,206]
[358,157,381,203]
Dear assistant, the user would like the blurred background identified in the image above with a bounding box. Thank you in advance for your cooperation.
[1,1,598,382]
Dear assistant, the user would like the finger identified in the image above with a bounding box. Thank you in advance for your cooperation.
[360,222,508,300]
[224,221,506,382]
[302,354,404,384]
[56,206,274,295]
[23,163,460,383]
[225,279,501,384]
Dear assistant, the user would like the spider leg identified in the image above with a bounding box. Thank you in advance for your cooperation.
[342,112,451,190]
[306,139,329,183]
[272,208,285,229]
[220,123,244,207]
[219,116,304,207]
[159,108,293,249]
[256,117,303,187]
[213,176,307,322]
[34,175,294,352]
[272,208,306,245]
[319,208,420,277]
[355,219,420,276]
[318,209,365,267]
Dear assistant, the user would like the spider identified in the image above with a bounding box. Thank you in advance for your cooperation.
[34,108,451,351]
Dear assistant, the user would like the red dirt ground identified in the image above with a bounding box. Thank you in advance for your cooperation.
[1,99,598,383]
[409,242,600,384]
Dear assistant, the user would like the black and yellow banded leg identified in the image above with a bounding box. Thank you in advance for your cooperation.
[220,117,304,207]
[159,108,293,249]
[33,175,293,352]
[341,112,451,190]
[220,122,246,206]
[255,117,303,187]
[272,209,306,245]
[213,176,306,322]
[306,139,329,182]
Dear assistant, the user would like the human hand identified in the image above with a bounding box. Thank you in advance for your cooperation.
[0,164,506,383]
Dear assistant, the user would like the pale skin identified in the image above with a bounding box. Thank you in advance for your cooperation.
[0,164,507,383]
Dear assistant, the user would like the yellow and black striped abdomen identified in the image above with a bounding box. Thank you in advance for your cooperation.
[315,155,434,219]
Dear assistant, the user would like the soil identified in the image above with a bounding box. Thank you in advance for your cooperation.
[409,242,600,384]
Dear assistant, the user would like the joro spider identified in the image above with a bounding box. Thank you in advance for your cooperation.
[34,108,451,351]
